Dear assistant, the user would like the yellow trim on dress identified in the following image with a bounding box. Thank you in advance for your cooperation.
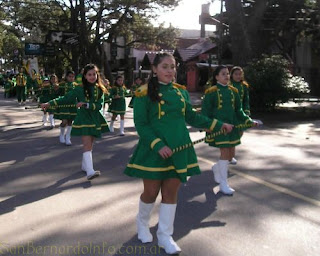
[206,137,215,142]
[158,103,161,119]
[135,84,148,97]
[72,124,96,128]
[172,82,186,90]
[57,112,77,115]
[215,139,241,145]
[151,138,161,149]
[204,85,218,94]
[127,163,199,172]
[210,119,218,131]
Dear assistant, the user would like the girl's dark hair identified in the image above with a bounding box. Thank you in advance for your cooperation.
[212,65,228,85]
[65,70,75,77]
[114,75,124,87]
[50,74,58,83]
[148,52,175,102]
[82,64,107,98]
[230,66,244,83]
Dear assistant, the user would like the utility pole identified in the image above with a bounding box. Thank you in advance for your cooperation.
[218,0,224,65]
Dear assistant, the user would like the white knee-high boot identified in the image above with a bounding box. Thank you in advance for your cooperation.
[219,160,235,195]
[109,120,114,132]
[119,119,125,136]
[82,151,100,180]
[212,162,221,183]
[59,126,66,143]
[157,203,181,255]
[65,125,72,145]
[49,114,55,128]
[137,199,155,243]
[42,113,48,126]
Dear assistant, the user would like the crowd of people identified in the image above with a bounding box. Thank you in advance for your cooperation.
[2,53,259,254]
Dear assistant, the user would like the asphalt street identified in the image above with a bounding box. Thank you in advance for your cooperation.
[0,90,319,256]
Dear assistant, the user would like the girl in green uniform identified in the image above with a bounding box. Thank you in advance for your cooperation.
[128,77,143,108]
[124,53,233,254]
[39,78,51,126]
[108,75,128,135]
[55,71,77,145]
[4,75,13,98]
[201,65,257,195]
[229,66,251,165]
[41,64,109,180]
[101,76,111,117]
[16,68,27,105]
[47,74,60,128]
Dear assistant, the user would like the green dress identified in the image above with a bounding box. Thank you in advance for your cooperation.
[232,81,251,116]
[4,79,13,98]
[42,83,60,114]
[39,84,52,104]
[54,81,77,120]
[26,75,34,95]
[124,82,224,182]
[108,85,128,114]
[49,85,109,138]
[201,83,252,148]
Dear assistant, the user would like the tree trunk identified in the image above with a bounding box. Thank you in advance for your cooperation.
[225,0,252,66]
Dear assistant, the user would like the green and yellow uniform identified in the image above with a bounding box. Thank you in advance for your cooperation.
[128,84,139,108]
[39,81,52,104]
[54,81,77,120]
[48,85,109,138]
[26,74,34,96]
[15,73,27,102]
[231,81,251,116]
[39,81,59,114]
[4,78,13,98]
[124,82,224,182]
[201,83,252,148]
[75,74,82,86]
[108,85,128,114]
[32,73,42,97]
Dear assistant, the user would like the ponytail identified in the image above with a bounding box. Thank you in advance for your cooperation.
[147,74,161,102]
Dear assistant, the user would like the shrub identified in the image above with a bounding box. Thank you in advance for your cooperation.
[244,55,310,110]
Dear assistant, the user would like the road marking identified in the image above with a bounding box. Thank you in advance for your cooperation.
[197,157,320,207]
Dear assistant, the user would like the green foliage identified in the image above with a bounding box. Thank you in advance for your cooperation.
[286,75,310,97]
[244,55,310,110]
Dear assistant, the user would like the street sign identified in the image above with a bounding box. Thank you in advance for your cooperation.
[25,43,45,55]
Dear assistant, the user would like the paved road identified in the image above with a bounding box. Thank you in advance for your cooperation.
[0,91,319,256]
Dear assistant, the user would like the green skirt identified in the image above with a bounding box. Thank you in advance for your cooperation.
[205,127,241,148]
[124,141,201,183]
[108,97,126,114]
[71,108,109,138]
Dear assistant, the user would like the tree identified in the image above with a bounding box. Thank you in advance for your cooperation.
[0,0,180,78]
[220,0,318,65]
[52,0,181,76]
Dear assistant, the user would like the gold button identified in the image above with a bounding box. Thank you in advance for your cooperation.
[180,98,184,102]
[161,111,165,116]
[177,91,181,95]
[182,109,185,112]
[158,93,163,97]
[160,100,165,105]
